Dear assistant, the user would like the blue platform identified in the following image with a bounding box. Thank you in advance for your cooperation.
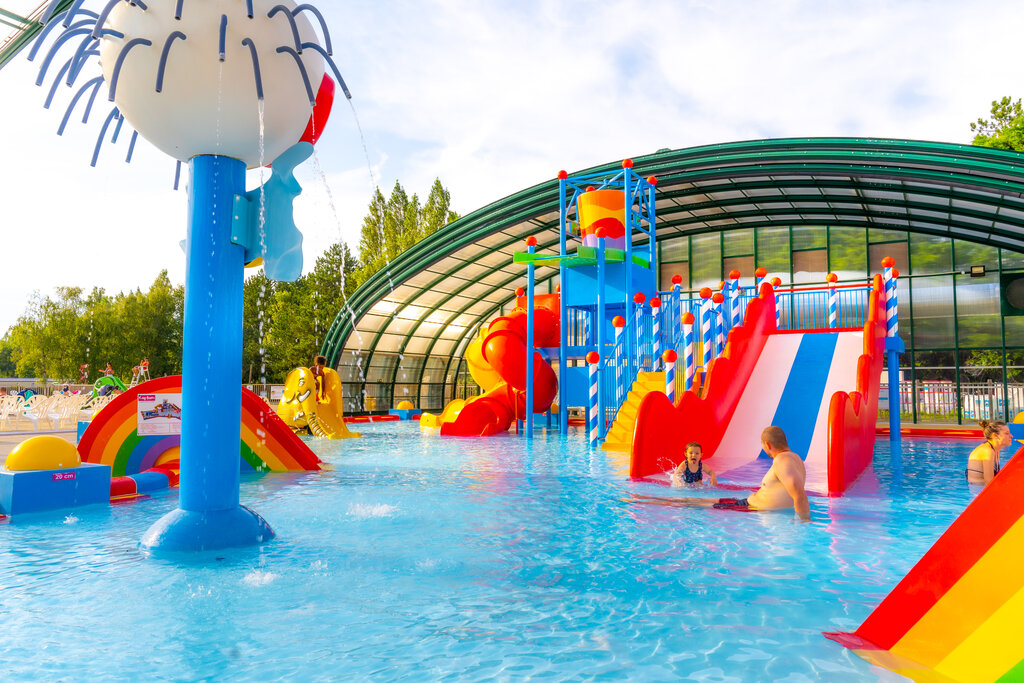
[0,462,111,515]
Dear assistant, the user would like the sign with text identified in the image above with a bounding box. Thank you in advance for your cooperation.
[137,394,183,436]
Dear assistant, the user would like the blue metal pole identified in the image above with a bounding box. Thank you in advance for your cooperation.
[141,155,273,554]
[597,236,606,439]
[526,241,535,438]
[558,174,568,434]
[624,168,634,378]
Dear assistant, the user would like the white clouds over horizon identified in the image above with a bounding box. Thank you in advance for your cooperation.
[1,0,1021,333]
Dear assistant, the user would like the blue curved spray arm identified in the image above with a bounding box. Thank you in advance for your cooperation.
[292,4,332,55]
[126,130,138,162]
[91,106,121,166]
[241,37,264,100]
[245,0,254,18]
[62,0,95,27]
[91,0,124,39]
[80,71,104,122]
[67,35,98,85]
[155,31,186,92]
[218,14,227,61]
[57,76,102,134]
[40,0,64,24]
[28,9,70,60]
[111,112,125,143]
[35,24,92,85]
[44,58,73,108]
[275,46,315,106]
[267,5,303,53]
[299,42,352,99]
[108,37,153,101]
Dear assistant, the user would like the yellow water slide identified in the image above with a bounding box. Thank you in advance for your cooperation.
[276,367,360,439]
[420,327,500,428]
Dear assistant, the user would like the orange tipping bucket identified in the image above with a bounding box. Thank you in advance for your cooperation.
[577,189,625,249]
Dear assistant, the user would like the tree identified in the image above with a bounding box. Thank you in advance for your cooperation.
[971,96,1024,151]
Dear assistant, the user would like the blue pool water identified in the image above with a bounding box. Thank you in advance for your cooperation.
[1,424,982,681]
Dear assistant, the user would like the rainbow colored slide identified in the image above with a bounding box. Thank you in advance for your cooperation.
[78,376,322,481]
[630,277,886,495]
[825,452,1024,681]
[422,294,559,436]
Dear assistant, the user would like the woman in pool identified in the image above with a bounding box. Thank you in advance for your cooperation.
[966,419,1013,487]
[671,442,717,487]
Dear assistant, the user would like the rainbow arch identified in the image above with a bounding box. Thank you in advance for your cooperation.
[825,452,1024,681]
[78,376,321,475]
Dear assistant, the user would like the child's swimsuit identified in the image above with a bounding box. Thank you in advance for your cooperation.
[682,461,703,484]
[966,443,1001,480]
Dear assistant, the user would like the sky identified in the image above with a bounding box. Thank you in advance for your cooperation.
[0,0,1022,334]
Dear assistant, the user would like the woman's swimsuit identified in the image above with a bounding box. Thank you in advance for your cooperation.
[966,443,1001,480]
[682,461,703,484]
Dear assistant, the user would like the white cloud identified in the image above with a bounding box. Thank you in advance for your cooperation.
[1,0,1022,333]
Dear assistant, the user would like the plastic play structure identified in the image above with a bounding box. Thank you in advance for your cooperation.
[276,366,360,439]
[8,1,352,551]
[92,375,127,397]
[421,292,559,435]
[825,450,1024,680]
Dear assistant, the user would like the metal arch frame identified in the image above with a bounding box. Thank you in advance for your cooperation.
[321,138,1024,413]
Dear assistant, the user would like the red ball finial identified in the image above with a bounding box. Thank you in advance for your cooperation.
[525,236,537,247]
[682,312,695,325]
[647,176,657,185]
[515,287,525,297]
[622,159,633,168]
[770,277,782,287]
[586,185,595,192]
[663,349,677,363]
[712,292,724,304]
[633,292,646,304]
[612,315,625,328]
[671,274,682,285]
[650,297,662,308]
[728,269,741,280]
[754,267,767,278]
[586,351,600,364]
[699,287,713,299]
[595,227,607,238]
[892,268,900,278]
[557,170,568,180]
[881,256,895,268]
[826,273,838,283]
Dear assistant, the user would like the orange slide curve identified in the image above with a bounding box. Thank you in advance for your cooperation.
[433,295,559,436]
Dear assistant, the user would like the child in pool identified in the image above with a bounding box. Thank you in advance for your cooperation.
[671,442,717,487]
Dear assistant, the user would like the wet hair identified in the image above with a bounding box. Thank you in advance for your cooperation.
[685,442,702,453]
[980,420,1007,441]
[314,355,327,366]
[761,426,789,450]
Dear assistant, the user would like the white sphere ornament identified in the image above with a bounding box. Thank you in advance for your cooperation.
[98,0,325,168]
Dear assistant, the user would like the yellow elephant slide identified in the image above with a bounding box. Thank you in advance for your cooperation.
[276,367,360,439]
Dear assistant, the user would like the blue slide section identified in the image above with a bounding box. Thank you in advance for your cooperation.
[759,333,838,460]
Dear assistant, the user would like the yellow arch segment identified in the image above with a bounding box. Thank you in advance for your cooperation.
[891,517,1024,669]
[465,328,501,391]
[154,447,180,468]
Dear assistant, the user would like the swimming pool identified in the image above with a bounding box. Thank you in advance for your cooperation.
[1,424,977,680]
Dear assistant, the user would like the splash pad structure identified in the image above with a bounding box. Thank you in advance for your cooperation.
[27,0,351,553]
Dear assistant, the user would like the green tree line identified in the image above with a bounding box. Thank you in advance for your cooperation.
[0,178,458,383]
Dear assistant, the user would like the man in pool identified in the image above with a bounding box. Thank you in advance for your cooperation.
[634,426,810,520]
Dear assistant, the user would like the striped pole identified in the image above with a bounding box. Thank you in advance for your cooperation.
[671,274,683,344]
[882,257,897,337]
[827,272,838,329]
[728,269,741,329]
[587,351,600,447]
[682,312,695,392]
[892,268,900,335]
[663,349,677,404]
[633,292,646,371]
[612,315,625,407]
[770,277,783,331]
[699,287,713,373]
[650,297,662,371]
[712,292,725,356]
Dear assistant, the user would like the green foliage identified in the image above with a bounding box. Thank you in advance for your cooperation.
[3,178,456,384]
[971,96,1024,151]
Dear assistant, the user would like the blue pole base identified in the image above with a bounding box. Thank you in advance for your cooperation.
[140,505,274,555]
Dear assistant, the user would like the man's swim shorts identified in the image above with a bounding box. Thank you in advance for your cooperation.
[712,497,753,511]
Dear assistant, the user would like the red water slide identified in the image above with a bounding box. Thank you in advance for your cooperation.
[440,299,559,436]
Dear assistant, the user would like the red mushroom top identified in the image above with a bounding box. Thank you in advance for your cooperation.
[826,273,838,283]
[622,159,633,168]
[671,274,682,285]
[586,351,600,364]
[728,269,741,279]
[526,236,537,247]
[586,185,595,192]
[633,292,646,304]
[682,312,695,325]
[770,277,782,287]
[557,170,568,180]
[663,349,677,363]
[515,287,525,297]
[647,176,657,185]
[712,292,725,304]
[699,287,713,299]
[892,268,900,278]
[595,227,607,239]
[612,315,625,328]
[755,267,768,278]
[881,256,895,268]
[650,297,662,308]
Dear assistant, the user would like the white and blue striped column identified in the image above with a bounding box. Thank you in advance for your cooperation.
[671,275,683,343]
[651,297,662,371]
[713,291,725,356]
[882,257,899,337]
[699,288,713,376]
[771,277,783,331]
[587,351,600,447]
[663,349,677,403]
[728,270,741,329]
[633,292,646,371]
[827,272,838,329]
[682,312,695,392]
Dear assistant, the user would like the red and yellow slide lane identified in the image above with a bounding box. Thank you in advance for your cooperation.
[825,452,1024,681]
